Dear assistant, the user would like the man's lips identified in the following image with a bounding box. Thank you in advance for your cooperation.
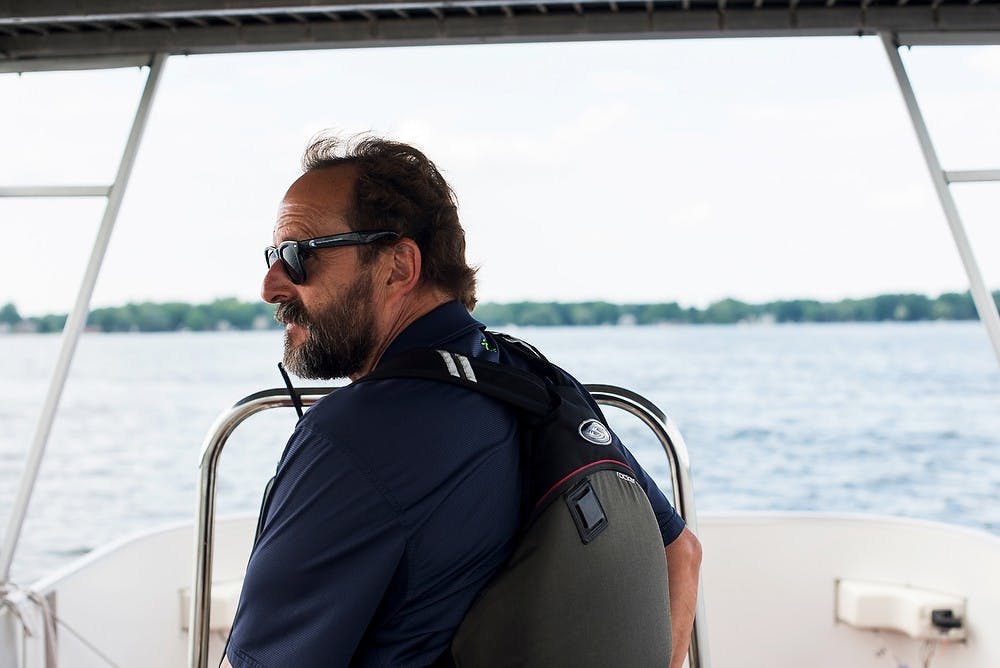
[284,321,308,344]
[275,302,309,329]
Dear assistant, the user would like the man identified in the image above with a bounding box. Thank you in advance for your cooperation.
[225,135,702,668]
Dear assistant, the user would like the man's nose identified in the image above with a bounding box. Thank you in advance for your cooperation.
[262,261,294,304]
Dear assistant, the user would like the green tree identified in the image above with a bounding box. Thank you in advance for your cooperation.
[34,314,67,333]
[933,292,976,320]
[517,303,563,326]
[182,308,212,331]
[88,307,124,332]
[632,303,683,324]
[205,298,256,329]
[899,294,931,321]
[874,294,908,321]
[704,299,752,324]
[0,303,21,325]
[774,301,804,323]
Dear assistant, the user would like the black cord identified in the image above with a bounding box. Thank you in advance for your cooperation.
[277,362,304,419]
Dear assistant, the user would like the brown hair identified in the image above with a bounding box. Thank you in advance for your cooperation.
[302,134,478,310]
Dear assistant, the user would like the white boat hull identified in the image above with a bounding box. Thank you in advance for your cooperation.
[3,512,997,667]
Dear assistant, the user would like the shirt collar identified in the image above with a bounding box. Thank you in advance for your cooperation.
[379,300,484,364]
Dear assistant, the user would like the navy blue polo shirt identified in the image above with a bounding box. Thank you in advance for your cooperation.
[227,301,684,668]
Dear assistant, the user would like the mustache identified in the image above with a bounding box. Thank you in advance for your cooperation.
[275,301,309,327]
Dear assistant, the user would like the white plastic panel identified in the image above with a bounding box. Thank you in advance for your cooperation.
[699,513,999,667]
[836,579,966,641]
[180,579,242,633]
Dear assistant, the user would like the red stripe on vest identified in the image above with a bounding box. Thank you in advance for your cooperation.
[534,459,633,510]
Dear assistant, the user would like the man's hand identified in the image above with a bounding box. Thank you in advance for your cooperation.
[666,526,702,668]
[220,655,233,668]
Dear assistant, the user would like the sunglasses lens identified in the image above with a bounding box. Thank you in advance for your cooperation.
[265,247,279,269]
[279,244,304,284]
[265,245,304,284]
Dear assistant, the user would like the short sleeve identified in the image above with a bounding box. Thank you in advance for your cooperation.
[617,441,686,545]
[563,367,687,546]
[227,426,406,668]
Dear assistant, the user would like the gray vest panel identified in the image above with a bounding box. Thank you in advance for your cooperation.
[451,469,671,667]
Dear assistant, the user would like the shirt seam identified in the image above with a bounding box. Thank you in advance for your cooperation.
[294,424,407,519]
[229,646,266,668]
[291,423,416,614]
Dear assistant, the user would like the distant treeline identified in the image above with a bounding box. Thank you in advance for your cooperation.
[0,299,279,334]
[1,291,997,333]
[475,292,999,326]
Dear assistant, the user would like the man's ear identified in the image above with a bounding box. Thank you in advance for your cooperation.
[385,238,422,295]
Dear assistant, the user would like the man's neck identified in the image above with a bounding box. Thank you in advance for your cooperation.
[351,289,453,381]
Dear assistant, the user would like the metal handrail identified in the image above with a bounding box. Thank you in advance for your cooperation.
[189,388,332,668]
[587,384,710,668]
[189,385,709,668]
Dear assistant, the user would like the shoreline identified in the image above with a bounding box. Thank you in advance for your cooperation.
[0,319,989,336]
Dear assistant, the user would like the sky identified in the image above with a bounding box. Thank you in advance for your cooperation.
[1,37,998,316]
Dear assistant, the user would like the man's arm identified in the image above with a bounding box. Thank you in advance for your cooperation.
[224,427,405,667]
[666,526,702,668]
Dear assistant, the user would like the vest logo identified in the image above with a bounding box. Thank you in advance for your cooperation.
[617,472,638,485]
[578,419,613,445]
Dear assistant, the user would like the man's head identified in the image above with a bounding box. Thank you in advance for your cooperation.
[262,134,477,380]
[300,135,477,309]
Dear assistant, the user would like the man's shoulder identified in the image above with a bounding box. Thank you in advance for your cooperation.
[280,358,520,524]
[306,373,480,423]
[299,371,516,457]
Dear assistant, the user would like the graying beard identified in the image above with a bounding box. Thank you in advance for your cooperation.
[280,276,376,380]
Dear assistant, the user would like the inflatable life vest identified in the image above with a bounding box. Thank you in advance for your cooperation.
[363,333,672,667]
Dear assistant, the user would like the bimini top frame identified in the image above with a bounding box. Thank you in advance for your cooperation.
[2,0,1000,73]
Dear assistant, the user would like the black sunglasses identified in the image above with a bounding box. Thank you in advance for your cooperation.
[264,230,400,285]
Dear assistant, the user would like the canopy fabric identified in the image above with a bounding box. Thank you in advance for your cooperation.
[2,0,999,71]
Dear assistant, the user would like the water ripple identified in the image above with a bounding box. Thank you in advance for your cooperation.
[2,323,998,582]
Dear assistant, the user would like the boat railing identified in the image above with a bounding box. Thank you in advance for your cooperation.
[189,384,710,668]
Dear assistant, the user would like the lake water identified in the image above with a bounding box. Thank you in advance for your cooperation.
[1,322,998,583]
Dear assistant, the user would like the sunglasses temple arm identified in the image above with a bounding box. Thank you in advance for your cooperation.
[277,362,305,419]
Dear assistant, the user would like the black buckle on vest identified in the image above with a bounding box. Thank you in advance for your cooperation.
[566,479,608,544]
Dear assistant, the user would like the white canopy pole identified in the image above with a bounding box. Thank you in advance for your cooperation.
[0,53,167,582]
[880,33,1000,368]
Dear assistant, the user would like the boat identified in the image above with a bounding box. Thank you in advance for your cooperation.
[2,2,999,667]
